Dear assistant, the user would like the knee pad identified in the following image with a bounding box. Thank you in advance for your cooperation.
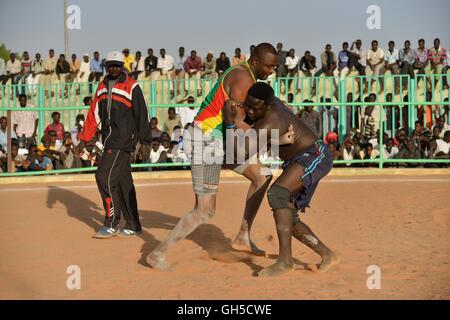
[267,184,291,210]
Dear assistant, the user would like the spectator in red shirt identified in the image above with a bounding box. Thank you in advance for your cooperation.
[44,111,65,141]
[184,50,202,96]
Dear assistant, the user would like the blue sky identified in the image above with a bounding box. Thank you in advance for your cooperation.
[1,0,449,59]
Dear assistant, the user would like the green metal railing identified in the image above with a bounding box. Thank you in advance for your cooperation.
[1,73,449,176]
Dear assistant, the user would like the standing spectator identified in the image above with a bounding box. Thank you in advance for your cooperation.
[122,48,134,72]
[76,51,151,238]
[44,111,65,141]
[163,107,183,135]
[285,48,299,90]
[315,44,337,77]
[381,41,400,92]
[19,51,32,94]
[131,51,145,80]
[444,45,450,89]
[231,48,246,66]
[246,45,256,61]
[333,42,352,85]
[89,51,104,82]
[0,116,17,152]
[26,53,44,96]
[13,94,39,146]
[427,38,447,87]
[399,40,415,90]
[201,52,217,80]
[299,101,322,138]
[150,117,162,139]
[173,47,187,97]
[275,42,288,78]
[414,39,429,77]
[215,52,230,77]
[55,54,70,98]
[67,53,80,83]
[5,53,22,95]
[42,49,57,98]
[319,97,338,135]
[157,48,175,97]
[366,40,385,93]
[144,48,159,81]
[298,51,317,77]
[184,50,202,96]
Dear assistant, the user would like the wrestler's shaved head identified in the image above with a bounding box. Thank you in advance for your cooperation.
[248,42,277,80]
[251,42,278,59]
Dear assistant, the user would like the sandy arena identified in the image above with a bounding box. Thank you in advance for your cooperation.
[0,171,449,299]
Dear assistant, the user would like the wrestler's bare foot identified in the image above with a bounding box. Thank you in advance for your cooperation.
[232,235,266,256]
[318,252,340,273]
[146,251,173,272]
[258,260,294,277]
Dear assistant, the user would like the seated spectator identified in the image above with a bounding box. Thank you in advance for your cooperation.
[380,41,400,92]
[44,111,65,141]
[299,51,317,77]
[216,52,230,77]
[360,142,380,162]
[395,138,422,165]
[0,56,6,89]
[382,138,399,159]
[77,54,91,91]
[431,130,450,158]
[413,39,429,78]
[201,52,217,80]
[28,142,53,171]
[56,131,76,169]
[122,48,135,72]
[399,40,415,90]
[300,101,322,138]
[231,48,246,66]
[333,42,352,83]
[89,51,104,82]
[366,40,385,93]
[41,49,58,98]
[177,95,198,128]
[0,116,17,153]
[324,131,338,145]
[171,125,182,142]
[67,53,80,83]
[26,53,44,96]
[339,136,361,167]
[315,44,337,77]
[150,117,162,139]
[4,53,22,96]
[163,107,183,136]
[13,94,39,147]
[184,50,202,96]
[55,54,70,97]
[19,51,32,95]
[144,48,159,81]
[285,48,299,90]
[350,39,367,76]
[328,141,340,161]
[70,114,85,147]
[149,138,167,164]
[427,38,446,86]
[2,142,28,173]
[131,51,145,80]
[433,115,450,138]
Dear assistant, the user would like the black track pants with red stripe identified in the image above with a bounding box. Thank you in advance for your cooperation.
[95,148,142,231]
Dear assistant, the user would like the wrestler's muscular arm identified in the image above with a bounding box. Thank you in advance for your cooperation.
[222,68,254,131]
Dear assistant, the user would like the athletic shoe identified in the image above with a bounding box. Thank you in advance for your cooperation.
[93,227,120,239]
[118,229,142,238]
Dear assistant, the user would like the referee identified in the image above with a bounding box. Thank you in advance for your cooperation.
[77,51,151,238]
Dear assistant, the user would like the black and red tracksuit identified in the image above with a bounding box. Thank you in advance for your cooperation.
[79,71,151,231]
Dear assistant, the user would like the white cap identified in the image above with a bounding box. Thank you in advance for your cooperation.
[105,51,124,65]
